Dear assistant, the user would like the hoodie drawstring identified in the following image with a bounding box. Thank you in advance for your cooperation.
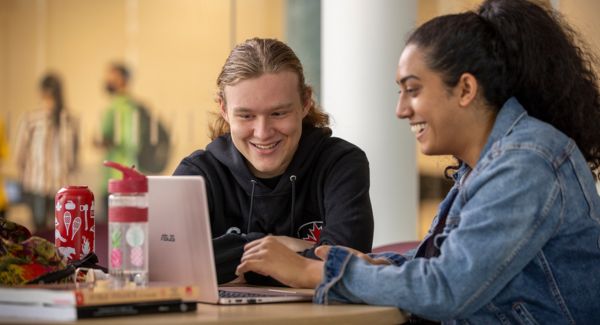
[289,175,297,236]
[246,180,257,234]
[246,176,297,236]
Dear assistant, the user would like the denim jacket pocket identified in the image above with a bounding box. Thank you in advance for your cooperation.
[512,302,540,325]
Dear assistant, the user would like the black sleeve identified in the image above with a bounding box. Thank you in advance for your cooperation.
[212,232,267,284]
[313,147,374,254]
[212,233,246,284]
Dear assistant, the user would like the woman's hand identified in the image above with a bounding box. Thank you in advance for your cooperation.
[315,245,391,266]
[236,236,323,288]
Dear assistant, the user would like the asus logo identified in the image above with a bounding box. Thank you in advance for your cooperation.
[160,234,175,242]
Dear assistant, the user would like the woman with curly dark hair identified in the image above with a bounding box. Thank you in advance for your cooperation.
[236,0,600,323]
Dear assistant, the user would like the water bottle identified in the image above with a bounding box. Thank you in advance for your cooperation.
[104,161,148,287]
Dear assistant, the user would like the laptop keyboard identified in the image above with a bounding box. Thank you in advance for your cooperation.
[218,290,272,298]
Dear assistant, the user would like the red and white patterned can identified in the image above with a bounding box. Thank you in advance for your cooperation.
[55,186,95,261]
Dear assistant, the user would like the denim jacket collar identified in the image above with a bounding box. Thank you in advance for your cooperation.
[479,97,528,163]
[454,98,528,184]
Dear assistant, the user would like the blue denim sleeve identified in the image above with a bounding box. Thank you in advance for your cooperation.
[313,246,353,304]
[314,247,412,305]
[313,248,409,304]
[367,252,408,266]
[314,150,563,320]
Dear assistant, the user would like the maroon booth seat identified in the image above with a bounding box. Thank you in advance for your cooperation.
[372,240,420,254]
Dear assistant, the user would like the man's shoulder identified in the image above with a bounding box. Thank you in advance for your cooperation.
[301,136,369,174]
[179,149,214,165]
[174,149,222,175]
[302,126,363,152]
[320,135,366,158]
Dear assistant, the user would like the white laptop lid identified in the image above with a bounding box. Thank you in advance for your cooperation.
[147,176,220,303]
[148,176,313,304]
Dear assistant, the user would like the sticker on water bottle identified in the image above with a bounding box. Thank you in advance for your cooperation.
[111,248,123,268]
[126,225,145,247]
[130,246,144,267]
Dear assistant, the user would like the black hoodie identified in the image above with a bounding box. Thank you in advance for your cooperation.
[173,126,374,284]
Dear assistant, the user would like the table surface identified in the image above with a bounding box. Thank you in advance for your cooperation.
[2,285,407,324]
[5,302,407,325]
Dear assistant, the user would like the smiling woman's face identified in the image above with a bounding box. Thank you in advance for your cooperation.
[395,44,465,158]
[221,71,309,178]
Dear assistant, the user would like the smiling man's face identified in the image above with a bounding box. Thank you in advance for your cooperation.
[221,71,309,178]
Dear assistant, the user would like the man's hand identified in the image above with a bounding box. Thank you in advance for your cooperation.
[236,236,323,288]
[272,235,314,252]
[225,275,246,284]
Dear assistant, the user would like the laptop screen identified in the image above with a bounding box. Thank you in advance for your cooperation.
[146,176,313,304]
[147,176,220,303]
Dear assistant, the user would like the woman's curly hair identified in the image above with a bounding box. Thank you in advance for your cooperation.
[408,0,600,180]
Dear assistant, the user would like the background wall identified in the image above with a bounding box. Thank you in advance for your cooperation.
[560,0,600,74]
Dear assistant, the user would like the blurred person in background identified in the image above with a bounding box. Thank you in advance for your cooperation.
[15,73,79,231]
[96,63,140,216]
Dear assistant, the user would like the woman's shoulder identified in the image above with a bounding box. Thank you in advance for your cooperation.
[473,114,575,185]
[495,114,573,163]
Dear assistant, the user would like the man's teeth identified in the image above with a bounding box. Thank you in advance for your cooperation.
[254,143,277,150]
[410,123,426,134]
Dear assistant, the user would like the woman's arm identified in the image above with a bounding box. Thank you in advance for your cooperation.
[314,151,563,320]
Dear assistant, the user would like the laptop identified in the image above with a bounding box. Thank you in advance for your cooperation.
[147,176,313,304]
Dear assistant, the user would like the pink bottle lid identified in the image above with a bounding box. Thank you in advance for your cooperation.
[103,161,148,194]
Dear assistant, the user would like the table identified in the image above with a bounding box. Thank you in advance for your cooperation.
[1,285,407,324]
[9,302,407,324]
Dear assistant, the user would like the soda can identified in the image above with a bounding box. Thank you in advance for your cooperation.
[55,186,95,261]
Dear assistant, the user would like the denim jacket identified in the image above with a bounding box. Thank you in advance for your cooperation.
[314,98,600,324]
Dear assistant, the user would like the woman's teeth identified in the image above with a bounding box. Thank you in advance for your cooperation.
[410,123,427,134]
